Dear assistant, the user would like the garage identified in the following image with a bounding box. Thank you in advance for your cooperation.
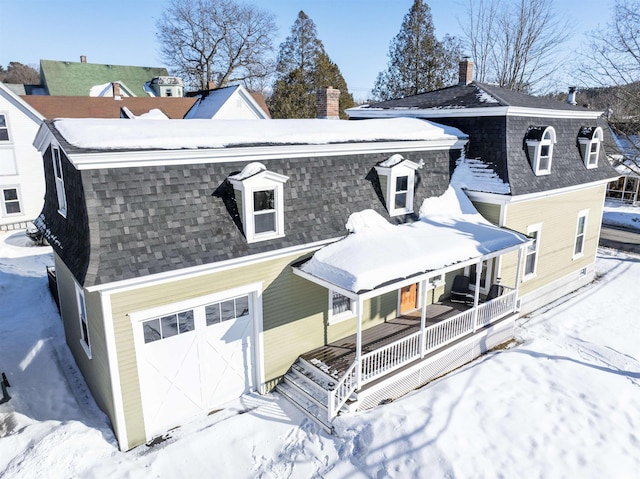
[131,290,259,440]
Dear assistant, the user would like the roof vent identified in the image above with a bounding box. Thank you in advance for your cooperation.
[567,86,577,105]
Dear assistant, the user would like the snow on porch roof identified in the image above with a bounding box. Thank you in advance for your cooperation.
[298,183,529,294]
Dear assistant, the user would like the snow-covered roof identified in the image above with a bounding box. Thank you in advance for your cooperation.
[52,117,466,151]
[299,169,527,293]
[454,157,511,194]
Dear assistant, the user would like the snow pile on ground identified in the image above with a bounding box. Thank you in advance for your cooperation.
[1,227,639,478]
[603,199,640,230]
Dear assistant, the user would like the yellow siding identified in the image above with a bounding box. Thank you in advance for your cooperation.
[473,201,502,225]
[108,249,399,447]
[500,185,605,296]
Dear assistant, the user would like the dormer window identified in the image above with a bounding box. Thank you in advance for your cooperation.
[525,126,556,176]
[374,154,422,216]
[577,126,603,169]
[228,163,289,243]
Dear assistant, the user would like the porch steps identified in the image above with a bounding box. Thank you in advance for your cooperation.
[276,359,342,434]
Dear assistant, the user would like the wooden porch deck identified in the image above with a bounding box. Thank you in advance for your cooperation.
[301,302,471,379]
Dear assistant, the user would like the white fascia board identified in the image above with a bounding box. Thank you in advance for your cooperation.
[465,177,618,204]
[66,138,468,170]
[33,123,56,152]
[349,106,603,120]
[85,237,343,294]
[0,82,45,123]
[237,87,269,119]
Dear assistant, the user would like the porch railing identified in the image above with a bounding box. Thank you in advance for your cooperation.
[326,291,518,420]
[361,331,422,383]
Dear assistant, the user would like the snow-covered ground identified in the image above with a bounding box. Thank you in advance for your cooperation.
[603,199,640,230]
[1,215,639,478]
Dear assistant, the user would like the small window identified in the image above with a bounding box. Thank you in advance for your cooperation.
[525,126,556,176]
[577,126,603,169]
[205,294,250,326]
[75,282,91,358]
[52,145,68,217]
[143,309,195,343]
[0,113,10,142]
[574,210,589,258]
[228,163,289,243]
[374,154,421,216]
[523,223,542,280]
[328,290,356,324]
[2,187,21,215]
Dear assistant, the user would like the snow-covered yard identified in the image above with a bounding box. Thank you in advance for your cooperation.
[1,221,639,478]
[603,199,640,230]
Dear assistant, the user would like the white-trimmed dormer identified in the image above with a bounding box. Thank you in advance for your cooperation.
[375,154,422,216]
[525,126,556,176]
[228,162,289,243]
[577,126,603,169]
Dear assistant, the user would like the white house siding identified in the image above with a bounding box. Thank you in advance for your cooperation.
[0,87,44,229]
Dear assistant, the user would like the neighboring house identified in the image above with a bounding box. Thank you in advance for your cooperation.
[0,82,45,230]
[33,112,532,451]
[605,134,640,205]
[185,84,271,119]
[22,96,198,120]
[348,60,619,315]
[37,57,179,97]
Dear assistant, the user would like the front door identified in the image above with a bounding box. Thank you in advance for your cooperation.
[399,283,418,314]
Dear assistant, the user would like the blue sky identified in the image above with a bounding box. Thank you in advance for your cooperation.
[0,0,616,99]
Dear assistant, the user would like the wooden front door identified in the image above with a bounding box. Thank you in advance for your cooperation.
[399,283,418,314]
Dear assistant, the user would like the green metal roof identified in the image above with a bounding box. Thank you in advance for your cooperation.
[40,60,169,97]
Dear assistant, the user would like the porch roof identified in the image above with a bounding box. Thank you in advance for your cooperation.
[295,184,529,295]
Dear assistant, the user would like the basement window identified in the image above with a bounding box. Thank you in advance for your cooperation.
[228,163,289,243]
[525,126,556,176]
[577,126,603,169]
[374,154,422,216]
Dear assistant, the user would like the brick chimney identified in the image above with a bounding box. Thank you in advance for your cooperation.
[207,81,216,91]
[112,81,121,98]
[459,58,474,85]
[80,55,87,63]
[317,86,340,120]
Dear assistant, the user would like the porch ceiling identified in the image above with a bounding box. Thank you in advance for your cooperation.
[294,186,529,296]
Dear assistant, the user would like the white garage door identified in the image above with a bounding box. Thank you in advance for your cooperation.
[134,292,256,440]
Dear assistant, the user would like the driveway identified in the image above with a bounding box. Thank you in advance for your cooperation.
[599,225,640,254]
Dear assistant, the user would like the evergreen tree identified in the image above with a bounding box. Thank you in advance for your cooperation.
[372,0,461,100]
[269,11,354,119]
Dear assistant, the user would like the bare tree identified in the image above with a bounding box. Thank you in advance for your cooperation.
[577,0,640,175]
[461,0,570,92]
[156,0,277,91]
[0,62,39,84]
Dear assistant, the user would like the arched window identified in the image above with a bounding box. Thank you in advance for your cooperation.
[577,126,603,169]
[525,126,556,176]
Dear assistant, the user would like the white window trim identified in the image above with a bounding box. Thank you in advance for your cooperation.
[573,209,589,259]
[375,159,420,216]
[465,259,493,294]
[52,144,68,217]
[1,185,22,216]
[578,127,603,169]
[229,168,289,243]
[0,112,11,143]
[75,281,91,359]
[523,223,542,281]
[526,126,556,176]
[328,290,357,324]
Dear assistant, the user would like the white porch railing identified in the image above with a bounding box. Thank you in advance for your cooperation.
[476,289,516,329]
[326,291,518,421]
[361,331,422,382]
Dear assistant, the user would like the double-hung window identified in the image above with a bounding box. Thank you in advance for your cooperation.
[577,126,603,169]
[525,126,556,176]
[374,154,421,216]
[52,145,68,217]
[523,223,542,280]
[75,282,91,358]
[574,210,589,258]
[228,162,289,243]
[0,113,9,142]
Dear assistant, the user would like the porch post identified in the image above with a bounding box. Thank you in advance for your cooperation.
[419,279,428,358]
[471,260,482,333]
[355,296,364,389]
[514,246,524,313]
